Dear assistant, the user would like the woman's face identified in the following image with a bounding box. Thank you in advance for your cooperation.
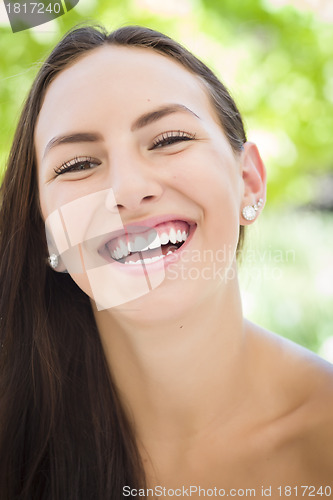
[35,45,248,317]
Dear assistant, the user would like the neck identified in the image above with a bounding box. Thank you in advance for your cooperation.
[93,266,251,447]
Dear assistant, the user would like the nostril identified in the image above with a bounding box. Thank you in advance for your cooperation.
[106,179,163,211]
[115,196,154,210]
[105,188,119,212]
[113,194,157,211]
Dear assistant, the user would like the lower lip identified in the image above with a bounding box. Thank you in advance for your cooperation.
[101,223,197,275]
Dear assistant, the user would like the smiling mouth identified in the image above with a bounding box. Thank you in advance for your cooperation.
[103,220,192,265]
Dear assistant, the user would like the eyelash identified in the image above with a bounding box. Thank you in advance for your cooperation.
[54,156,101,176]
[150,130,196,150]
[53,130,195,175]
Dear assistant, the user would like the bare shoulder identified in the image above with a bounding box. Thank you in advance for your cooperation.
[245,320,333,479]
[245,318,333,396]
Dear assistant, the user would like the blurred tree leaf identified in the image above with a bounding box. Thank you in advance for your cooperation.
[1,0,332,202]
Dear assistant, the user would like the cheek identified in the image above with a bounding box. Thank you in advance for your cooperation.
[41,183,109,244]
[39,182,86,219]
[168,148,240,213]
[169,150,241,251]
[38,183,49,222]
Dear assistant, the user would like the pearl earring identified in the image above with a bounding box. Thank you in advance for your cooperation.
[48,254,59,269]
[242,198,263,221]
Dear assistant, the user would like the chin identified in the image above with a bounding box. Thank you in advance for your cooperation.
[102,275,209,326]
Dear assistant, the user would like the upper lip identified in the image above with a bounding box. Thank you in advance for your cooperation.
[97,214,196,250]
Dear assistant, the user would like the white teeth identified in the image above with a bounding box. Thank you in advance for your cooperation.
[127,241,134,253]
[169,227,177,244]
[160,232,169,245]
[146,234,161,250]
[128,233,160,254]
[130,235,146,253]
[140,234,161,252]
[119,239,129,258]
[151,254,164,262]
[109,222,190,261]
[123,254,164,265]
[115,247,121,260]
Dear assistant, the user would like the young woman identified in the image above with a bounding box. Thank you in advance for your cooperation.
[0,24,332,500]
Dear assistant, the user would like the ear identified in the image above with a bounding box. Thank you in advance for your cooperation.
[240,142,267,225]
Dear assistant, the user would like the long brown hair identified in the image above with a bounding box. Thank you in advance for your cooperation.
[0,24,247,499]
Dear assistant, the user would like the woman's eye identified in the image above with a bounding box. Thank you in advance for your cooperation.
[54,156,101,176]
[149,130,196,150]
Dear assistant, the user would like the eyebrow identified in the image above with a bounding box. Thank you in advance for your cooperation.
[42,104,200,159]
[131,104,200,131]
[43,132,103,159]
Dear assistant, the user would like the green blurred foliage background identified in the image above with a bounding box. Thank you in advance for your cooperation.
[0,0,332,357]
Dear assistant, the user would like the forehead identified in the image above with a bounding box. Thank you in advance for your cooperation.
[35,45,216,142]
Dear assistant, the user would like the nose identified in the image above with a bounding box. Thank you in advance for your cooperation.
[105,152,163,213]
